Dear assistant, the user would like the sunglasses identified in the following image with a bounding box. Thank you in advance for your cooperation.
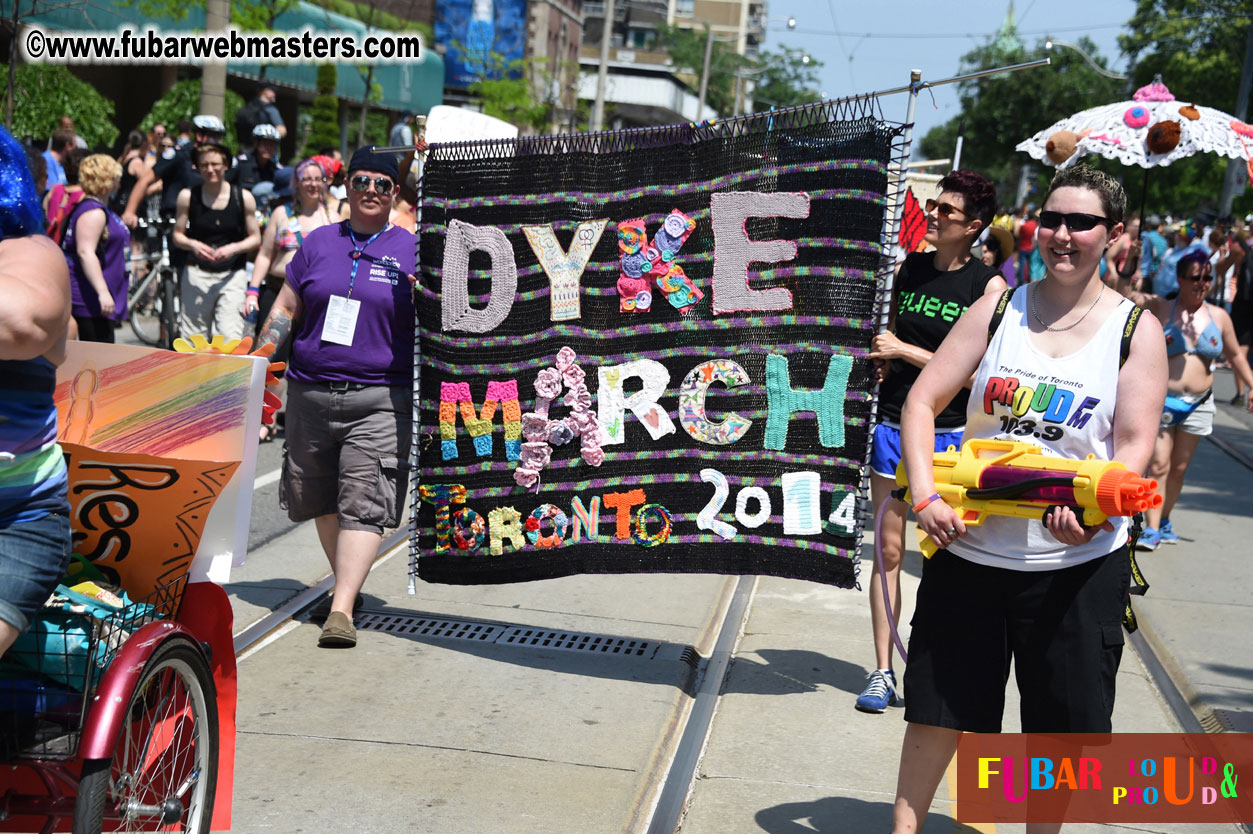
[925,199,968,220]
[1181,271,1213,281]
[1039,210,1110,232]
[349,174,394,196]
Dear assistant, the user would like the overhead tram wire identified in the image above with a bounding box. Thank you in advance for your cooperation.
[777,15,1219,40]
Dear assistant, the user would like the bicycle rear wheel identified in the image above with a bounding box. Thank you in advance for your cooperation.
[127,270,162,346]
[160,271,180,350]
[73,637,218,834]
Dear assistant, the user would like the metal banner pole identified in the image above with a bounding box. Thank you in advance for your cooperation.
[879,69,922,336]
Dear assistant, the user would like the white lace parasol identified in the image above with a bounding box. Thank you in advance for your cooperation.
[1015,78,1253,169]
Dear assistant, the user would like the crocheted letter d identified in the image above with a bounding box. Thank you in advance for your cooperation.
[442,219,519,333]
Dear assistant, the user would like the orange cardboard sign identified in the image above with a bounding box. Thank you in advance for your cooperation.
[62,443,239,600]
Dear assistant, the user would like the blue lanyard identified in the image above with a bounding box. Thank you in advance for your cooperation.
[346,223,387,299]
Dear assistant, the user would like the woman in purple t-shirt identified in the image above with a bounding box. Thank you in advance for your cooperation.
[256,146,416,650]
[64,154,131,342]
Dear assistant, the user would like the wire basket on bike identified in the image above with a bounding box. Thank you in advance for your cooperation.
[0,573,188,760]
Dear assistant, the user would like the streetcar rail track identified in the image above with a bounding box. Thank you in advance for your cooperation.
[232,527,408,656]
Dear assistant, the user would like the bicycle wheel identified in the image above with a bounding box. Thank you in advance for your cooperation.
[73,637,218,834]
[128,270,162,346]
[160,270,180,350]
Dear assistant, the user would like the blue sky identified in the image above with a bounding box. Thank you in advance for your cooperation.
[763,0,1139,151]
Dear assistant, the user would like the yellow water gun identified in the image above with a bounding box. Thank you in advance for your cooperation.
[895,438,1163,557]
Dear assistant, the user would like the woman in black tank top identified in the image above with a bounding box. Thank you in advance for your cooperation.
[113,130,150,281]
[853,170,1007,716]
[172,143,261,341]
[186,181,247,272]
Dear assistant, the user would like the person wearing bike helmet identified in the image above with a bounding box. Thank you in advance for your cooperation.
[120,114,226,230]
[0,125,72,662]
[227,123,292,212]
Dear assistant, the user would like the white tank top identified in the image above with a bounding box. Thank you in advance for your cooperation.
[947,289,1133,571]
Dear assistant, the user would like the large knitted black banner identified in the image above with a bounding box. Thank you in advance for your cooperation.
[412,100,908,587]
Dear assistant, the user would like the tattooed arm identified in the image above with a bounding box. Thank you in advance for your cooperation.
[256,280,303,354]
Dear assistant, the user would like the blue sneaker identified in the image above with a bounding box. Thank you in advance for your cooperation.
[1159,519,1178,545]
[855,669,899,713]
[1137,527,1160,551]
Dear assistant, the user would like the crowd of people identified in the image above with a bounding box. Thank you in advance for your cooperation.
[2,87,1253,833]
[2,85,423,656]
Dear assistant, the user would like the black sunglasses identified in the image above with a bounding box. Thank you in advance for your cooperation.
[925,199,968,220]
[1038,210,1110,232]
[349,174,395,196]
[1181,271,1213,281]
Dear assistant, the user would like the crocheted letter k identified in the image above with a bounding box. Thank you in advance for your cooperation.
[764,352,852,451]
[442,219,519,333]
[710,191,810,314]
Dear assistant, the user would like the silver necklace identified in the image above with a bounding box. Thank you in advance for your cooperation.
[1031,283,1105,332]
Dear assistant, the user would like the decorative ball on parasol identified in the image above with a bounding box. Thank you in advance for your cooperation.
[1145,120,1181,155]
[1046,130,1079,165]
[1124,106,1150,129]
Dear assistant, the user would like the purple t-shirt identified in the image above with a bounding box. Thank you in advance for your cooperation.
[65,199,131,320]
[286,221,416,386]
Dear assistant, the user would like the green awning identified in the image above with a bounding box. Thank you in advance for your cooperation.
[18,0,443,112]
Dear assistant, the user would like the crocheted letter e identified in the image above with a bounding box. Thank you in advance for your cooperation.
[710,191,810,314]
[442,219,518,333]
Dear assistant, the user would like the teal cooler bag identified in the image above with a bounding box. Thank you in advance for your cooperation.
[9,586,154,690]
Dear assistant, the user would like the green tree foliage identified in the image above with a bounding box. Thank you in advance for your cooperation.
[918,35,1122,208]
[114,0,431,39]
[748,48,823,110]
[308,0,433,39]
[119,0,291,29]
[468,53,554,134]
[302,64,341,157]
[138,79,244,154]
[658,24,747,118]
[1117,0,1253,217]
[921,2,1253,218]
[231,0,298,31]
[2,63,118,147]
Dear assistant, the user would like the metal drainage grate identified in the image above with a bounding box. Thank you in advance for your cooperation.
[1208,708,1253,733]
[353,613,660,659]
[355,613,504,642]
[500,627,654,657]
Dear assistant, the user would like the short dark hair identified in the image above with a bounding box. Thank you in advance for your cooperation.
[50,128,75,153]
[936,169,997,235]
[176,118,195,136]
[1176,248,1209,278]
[63,147,90,185]
[1042,163,1126,226]
[259,83,277,95]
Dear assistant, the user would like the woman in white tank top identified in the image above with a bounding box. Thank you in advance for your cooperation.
[885,165,1168,834]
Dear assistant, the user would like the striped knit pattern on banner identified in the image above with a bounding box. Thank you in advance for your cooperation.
[411,99,909,587]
